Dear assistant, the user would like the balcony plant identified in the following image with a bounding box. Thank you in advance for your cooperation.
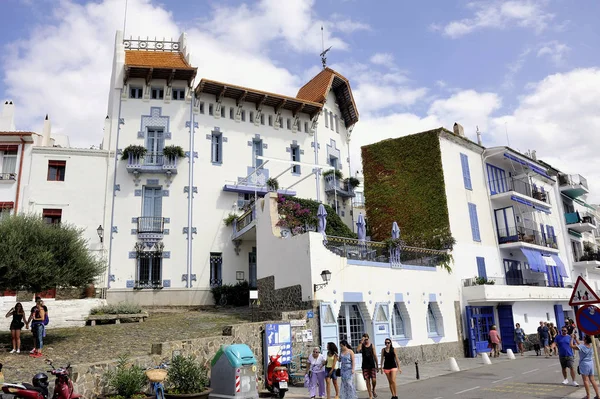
[121,145,147,161]
[223,213,238,227]
[347,176,361,188]
[162,145,185,159]
[475,276,495,285]
[165,354,210,399]
[323,169,343,180]
[104,354,147,399]
[266,177,279,192]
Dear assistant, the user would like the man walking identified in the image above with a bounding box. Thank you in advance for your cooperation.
[538,321,550,358]
[357,333,379,399]
[552,326,579,386]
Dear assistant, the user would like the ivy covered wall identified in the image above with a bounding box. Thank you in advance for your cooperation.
[361,128,455,251]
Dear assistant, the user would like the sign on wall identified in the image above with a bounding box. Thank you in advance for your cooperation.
[265,323,292,365]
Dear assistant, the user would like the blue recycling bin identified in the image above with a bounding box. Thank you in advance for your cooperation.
[210,344,259,399]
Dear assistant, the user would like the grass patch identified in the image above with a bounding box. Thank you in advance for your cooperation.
[90,303,144,315]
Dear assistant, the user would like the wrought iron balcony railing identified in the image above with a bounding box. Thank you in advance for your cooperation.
[489,176,551,204]
[497,226,558,249]
[133,280,163,290]
[0,172,16,181]
[462,276,563,288]
[323,175,355,197]
[127,153,178,172]
[137,217,165,234]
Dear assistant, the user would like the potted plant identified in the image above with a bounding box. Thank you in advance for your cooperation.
[165,354,211,399]
[322,169,343,180]
[162,145,185,159]
[266,177,279,192]
[104,355,148,398]
[121,145,147,161]
[347,176,360,188]
[223,213,238,227]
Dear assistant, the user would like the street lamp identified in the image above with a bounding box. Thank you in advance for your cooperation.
[97,225,104,243]
[314,270,332,292]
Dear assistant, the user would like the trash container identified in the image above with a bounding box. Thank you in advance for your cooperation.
[209,344,259,399]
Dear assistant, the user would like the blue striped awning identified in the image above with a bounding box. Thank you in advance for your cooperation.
[552,254,568,278]
[504,153,551,179]
[521,248,545,272]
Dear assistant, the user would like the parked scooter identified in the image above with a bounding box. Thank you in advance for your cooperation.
[1,372,49,399]
[45,359,81,399]
[265,354,289,398]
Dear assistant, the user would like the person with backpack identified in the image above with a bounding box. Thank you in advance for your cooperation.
[27,297,48,358]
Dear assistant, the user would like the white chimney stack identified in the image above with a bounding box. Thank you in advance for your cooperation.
[0,100,16,131]
[42,114,52,146]
[476,126,482,146]
[453,122,465,137]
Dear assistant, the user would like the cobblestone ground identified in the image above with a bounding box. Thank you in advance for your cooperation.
[0,308,246,384]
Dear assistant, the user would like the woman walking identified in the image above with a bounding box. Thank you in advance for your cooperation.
[339,340,357,399]
[325,342,339,399]
[489,325,501,358]
[29,301,45,358]
[571,334,600,399]
[549,323,558,356]
[379,339,401,399]
[307,347,326,399]
[5,303,28,353]
[514,323,526,356]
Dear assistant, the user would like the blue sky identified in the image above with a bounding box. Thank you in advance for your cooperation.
[2,0,600,198]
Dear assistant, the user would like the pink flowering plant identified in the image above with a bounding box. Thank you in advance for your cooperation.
[276,194,315,235]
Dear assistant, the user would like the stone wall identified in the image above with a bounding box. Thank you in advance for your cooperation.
[257,276,315,311]
[395,341,464,365]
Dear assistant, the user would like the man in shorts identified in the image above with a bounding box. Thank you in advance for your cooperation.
[552,326,579,386]
[537,321,550,357]
[357,333,379,399]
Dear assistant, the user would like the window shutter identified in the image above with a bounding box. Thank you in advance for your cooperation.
[460,153,472,190]
[468,203,481,242]
[541,223,546,243]
[476,257,487,279]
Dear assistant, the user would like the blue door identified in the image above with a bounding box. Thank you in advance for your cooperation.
[320,303,339,352]
[465,306,494,356]
[372,303,392,354]
[497,305,516,353]
[554,305,565,331]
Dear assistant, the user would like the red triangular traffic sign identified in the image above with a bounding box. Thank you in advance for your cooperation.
[569,276,600,306]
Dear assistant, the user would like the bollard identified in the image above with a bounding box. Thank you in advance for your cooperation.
[449,357,460,372]
[355,371,367,391]
[482,352,492,365]
[506,349,516,360]
[415,360,420,380]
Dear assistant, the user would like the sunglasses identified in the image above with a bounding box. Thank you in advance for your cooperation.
[385,342,391,345]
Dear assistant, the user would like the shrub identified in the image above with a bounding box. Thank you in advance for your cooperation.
[162,145,185,159]
[90,302,143,315]
[347,177,360,188]
[167,355,209,394]
[211,281,250,307]
[106,355,147,398]
[266,177,279,191]
[121,145,147,161]
[223,213,238,227]
[323,169,343,180]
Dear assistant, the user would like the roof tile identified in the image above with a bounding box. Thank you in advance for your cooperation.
[125,51,193,69]
[296,68,335,103]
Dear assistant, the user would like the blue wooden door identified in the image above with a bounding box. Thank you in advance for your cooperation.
[320,303,339,352]
[372,303,391,354]
[465,306,477,357]
[497,305,516,353]
[466,306,494,356]
[554,305,565,330]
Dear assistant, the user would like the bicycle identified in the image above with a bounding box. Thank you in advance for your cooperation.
[146,362,169,399]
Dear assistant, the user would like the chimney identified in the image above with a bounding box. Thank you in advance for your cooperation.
[41,114,51,147]
[531,150,537,161]
[453,122,465,137]
[476,126,482,146]
[0,100,16,131]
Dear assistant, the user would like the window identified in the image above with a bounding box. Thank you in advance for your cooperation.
[249,247,257,289]
[304,122,309,132]
[260,114,265,125]
[329,156,338,170]
[330,112,334,130]
[335,115,339,133]
[1,147,17,175]
[47,160,66,181]
[476,257,487,279]
[211,132,222,164]
[151,87,164,100]
[199,102,205,114]
[146,129,165,164]
[268,115,273,126]
[286,118,291,130]
[291,145,300,174]
[129,86,143,99]
[241,110,246,122]
[468,203,481,242]
[172,88,185,100]
[392,303,411,338]
[230,107,234,120]
[220,106,226,118]
[141,187,163,232]
[137,252,162,288]
[298,121,302,133]
[249,111,254,123]
[524,313,529,323]
[42,208,62,225]
[338,304,365,348]
[427,303,442,337]
[208,104,214,116]
[324,110,329,128]
[252,139,263,167]
[210,253,222,288]
[460,153,472,190]
[546,312,550,321]
[279,117,284,128]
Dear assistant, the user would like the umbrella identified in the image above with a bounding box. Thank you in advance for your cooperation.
[317,204,328,235]
[391,221,401,266]
[392,221,401,240]
[357,213,366,241]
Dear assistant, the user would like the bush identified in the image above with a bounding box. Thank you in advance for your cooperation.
[167,355,209,394]
[323,169,343,180]
[211,281,250,307]
[106,355,147,398]
[223,213,238,227]
[162,145,185,159]
[90,302,143,315]
[121,145,147,161]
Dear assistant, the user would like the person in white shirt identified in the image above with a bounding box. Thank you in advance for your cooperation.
[307,347,326,399]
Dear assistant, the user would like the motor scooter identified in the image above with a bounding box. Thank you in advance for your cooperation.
[45,359,81,399]
[1,372,49,399]
[265,354,289,398]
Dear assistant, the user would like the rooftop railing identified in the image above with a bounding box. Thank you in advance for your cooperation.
[559,174,588,190]
[462,276,560,288]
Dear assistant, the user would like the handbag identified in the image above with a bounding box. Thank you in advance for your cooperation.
[577,366,581,375]
[335,368,341,377]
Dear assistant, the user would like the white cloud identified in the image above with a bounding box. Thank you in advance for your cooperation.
[428,90,502,134]
[370,53,394,68]
[537,41,570,66]
[436,0,555,38]
[330,13,371,34]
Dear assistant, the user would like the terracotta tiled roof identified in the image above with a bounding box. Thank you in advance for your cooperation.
[296,68,338,104]
[125,51,194,69]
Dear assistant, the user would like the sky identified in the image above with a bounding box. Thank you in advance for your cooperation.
[1,0,600,200]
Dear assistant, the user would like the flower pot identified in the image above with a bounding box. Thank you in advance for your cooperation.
[84,283,95,298]
[164,388,212,399]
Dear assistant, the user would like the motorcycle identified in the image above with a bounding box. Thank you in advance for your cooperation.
[46,359,81,399]
[265,354,289,398]
[1,372,49,399]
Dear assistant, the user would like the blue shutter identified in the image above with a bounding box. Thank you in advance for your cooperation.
[468,203,481,242]
[540,223,546,244]
[476,257,487,279]
[460,153,472,190]
[546,225,553,246]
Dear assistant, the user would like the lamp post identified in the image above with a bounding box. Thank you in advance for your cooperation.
[97,225,104,243]
[314,269,332,292]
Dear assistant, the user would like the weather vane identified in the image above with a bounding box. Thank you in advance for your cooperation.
[320,26,332,69]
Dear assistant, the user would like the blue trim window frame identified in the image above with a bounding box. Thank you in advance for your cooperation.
[209,104,214,116]
[241,110,246,122]
[460,153,472,190]
[260,114,265,125]
[172,88,185,100]
[486,163,507,195]
[252,138,263,168]
[268,115,273,126]
[546,225,556,247]
[130,86,143,99]
[476,257,487,279]
[199,102,205,114]
[151,87,164,100]
[220,106,226,118]
[211,132,223,165]
[209,252,222,288]
[291,145,301,175]
[540,223,547,245]
[427,303,444,337]
[329,155,338,170]
[229,107,234,120]
[468,203,481,242]
[495,206,517,243]
[392,302,410,338]
[324,109,329,128]
[286,118,291,130]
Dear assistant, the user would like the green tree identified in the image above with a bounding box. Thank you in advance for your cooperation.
[0,214,105,292]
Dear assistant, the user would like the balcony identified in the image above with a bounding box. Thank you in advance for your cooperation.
[565,211,596,233]
[462,276,571,302]
[560,174,589,198]
[126,153,178,175]
[489,176,551,210]
[573,252,600,270]
[136,217,165,242]
[497,226,558,252]
[231,205,256,241]
[133,280,163,290]
[0,172,16,183]
[324,175,355,198]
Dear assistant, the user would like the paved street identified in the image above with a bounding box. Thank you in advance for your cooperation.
[288,354,588,399]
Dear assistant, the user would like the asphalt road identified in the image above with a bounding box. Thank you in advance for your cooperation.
[379,356,582,399]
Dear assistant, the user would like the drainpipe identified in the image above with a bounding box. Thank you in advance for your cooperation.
[107,88,124,289]
[314,115,320,203]
[14,138,26,213]
[186,91,195,288]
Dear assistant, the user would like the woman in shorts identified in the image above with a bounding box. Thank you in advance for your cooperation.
[324,342,339,399]
[571,334,600,399]
[379,338,401,399]
[5,302,27,353]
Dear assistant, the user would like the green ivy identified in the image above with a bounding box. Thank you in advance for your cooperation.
[362,129,455,269]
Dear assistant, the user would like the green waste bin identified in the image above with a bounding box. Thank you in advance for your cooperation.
[209,344,259,399]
